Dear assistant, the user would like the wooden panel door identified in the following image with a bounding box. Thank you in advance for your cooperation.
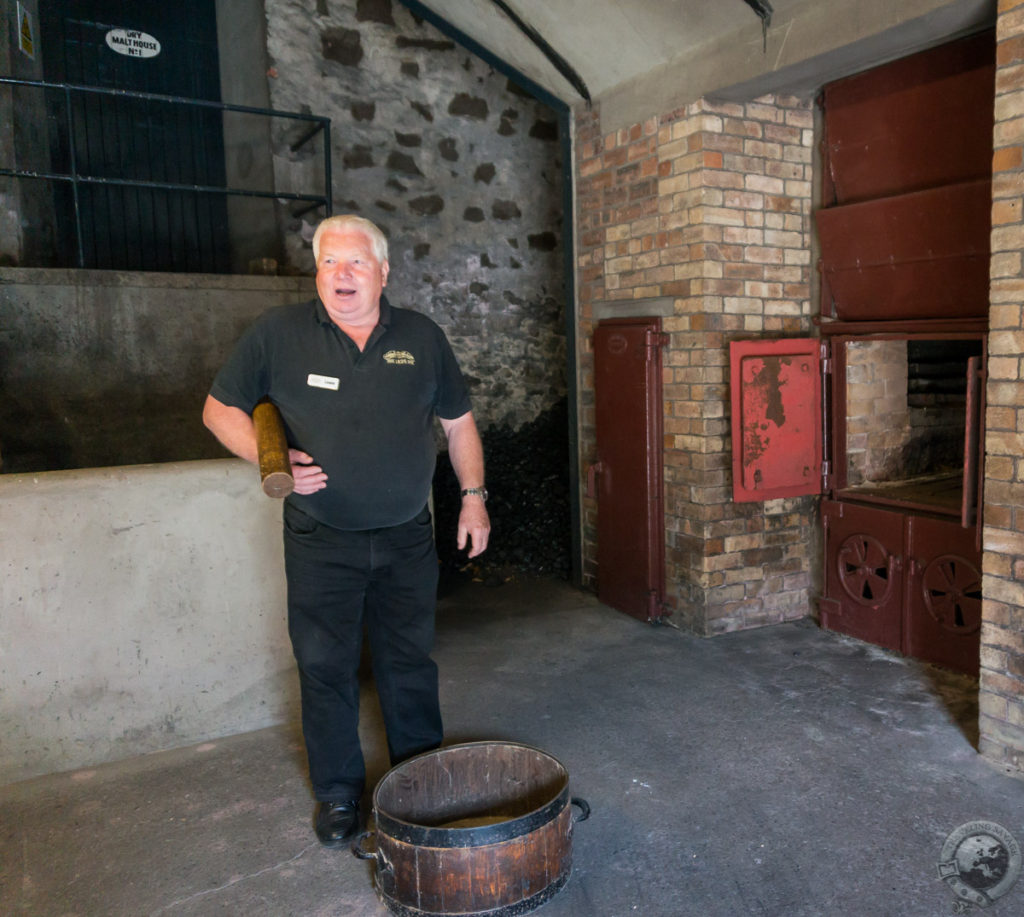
[591,319,665,622]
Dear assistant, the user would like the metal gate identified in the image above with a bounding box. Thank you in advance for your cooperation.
[39,0,229,271]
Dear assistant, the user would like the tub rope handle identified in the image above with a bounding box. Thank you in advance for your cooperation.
[570,797,591,823]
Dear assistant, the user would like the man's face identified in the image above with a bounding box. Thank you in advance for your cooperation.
[315,228,390,327]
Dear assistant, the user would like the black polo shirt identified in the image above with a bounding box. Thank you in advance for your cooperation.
[210,296,471,530]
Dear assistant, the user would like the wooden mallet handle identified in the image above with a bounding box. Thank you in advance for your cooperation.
[252,400,294,498]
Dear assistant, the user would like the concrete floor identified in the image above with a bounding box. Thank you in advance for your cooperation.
[2,576,1023,917]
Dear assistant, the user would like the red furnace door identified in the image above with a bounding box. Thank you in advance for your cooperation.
[730,337,983,677]
[821,499,905,654]
[821,501,982,676]
[904,515,982,676]
[729,338,822,502]
[591,319,665,622]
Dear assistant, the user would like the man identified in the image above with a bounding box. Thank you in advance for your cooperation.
[203,214,490,846]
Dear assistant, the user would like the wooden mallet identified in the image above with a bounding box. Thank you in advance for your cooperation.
[252,400,294,498]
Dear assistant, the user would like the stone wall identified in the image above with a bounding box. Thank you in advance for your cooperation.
[265,0,567,432]
[1,0,567,472]
[981,0,1024,773]
[575,95,816,635]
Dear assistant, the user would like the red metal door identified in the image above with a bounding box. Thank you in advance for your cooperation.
[734,334,983,675]
[818,31,994,322]
[821,499,904,653]
[904,516,982,676]
[729,338,822,502]
[822,502,981,676]
[591,319,665,622]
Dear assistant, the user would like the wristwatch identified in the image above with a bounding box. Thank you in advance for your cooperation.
[461,487,488,502]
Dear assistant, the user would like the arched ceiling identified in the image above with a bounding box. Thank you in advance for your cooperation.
[404,0,996,130]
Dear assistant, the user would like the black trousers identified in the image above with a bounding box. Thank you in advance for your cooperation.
[282,502,442,802]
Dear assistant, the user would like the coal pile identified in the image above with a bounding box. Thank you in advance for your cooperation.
[433,399,571,584]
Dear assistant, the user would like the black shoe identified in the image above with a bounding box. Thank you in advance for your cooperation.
[314,799,360,848]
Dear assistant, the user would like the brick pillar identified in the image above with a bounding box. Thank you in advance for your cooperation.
[576,95,815,634]
[981,0,1024,774]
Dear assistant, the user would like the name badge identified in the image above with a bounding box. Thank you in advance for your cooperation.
[307,373,340,391]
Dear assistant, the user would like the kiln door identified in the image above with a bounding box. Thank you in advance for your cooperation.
[821,499,905,654]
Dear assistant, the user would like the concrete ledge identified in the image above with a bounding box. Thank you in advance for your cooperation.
[593,297,675,320]
[0,459,295,785]
[0,266,315,293]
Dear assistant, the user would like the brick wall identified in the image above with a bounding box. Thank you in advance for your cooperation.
[576,95,816,635]
[981,0,1024,773]
[572,8,1024,776]
[845,339,910,485]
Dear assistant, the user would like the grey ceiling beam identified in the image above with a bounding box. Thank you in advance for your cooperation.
[486,0,591,103]
[742,0,774,50]
[741,0,774,26]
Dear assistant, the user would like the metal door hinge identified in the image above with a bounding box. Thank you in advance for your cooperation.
[648,593,675,627]
[644,329,669,360]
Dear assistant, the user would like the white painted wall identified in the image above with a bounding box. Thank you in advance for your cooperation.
[0,459,297,785]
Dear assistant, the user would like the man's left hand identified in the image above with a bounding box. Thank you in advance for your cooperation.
[457,498,490,558]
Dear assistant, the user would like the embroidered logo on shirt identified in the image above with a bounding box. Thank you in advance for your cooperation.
[383,350,416,365]
[307,373,340,390]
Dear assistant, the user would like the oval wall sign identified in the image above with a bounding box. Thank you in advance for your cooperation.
[105,29,161,59]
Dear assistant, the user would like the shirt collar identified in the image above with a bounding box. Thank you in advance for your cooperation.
[313,294,392,328]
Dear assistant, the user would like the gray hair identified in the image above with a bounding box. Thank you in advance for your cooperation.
[312,215,389,264]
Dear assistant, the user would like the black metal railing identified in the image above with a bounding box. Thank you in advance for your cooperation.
[1,76,331,271]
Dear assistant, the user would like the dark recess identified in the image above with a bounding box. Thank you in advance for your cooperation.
[434,399,571,587]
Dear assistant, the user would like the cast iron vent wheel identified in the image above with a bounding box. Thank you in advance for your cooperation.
[921,554,983,634]
[837,533,893,606]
